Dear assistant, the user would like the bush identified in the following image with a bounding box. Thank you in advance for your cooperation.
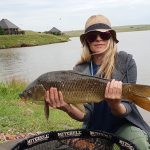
[0,27,4,35]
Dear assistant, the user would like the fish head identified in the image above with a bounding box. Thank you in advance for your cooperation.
[19,83,46,101]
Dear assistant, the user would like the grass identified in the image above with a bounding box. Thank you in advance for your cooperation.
[0,79,82,136]
[0,31,69,49]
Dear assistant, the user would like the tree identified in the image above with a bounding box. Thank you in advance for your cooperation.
[0,27,5,35]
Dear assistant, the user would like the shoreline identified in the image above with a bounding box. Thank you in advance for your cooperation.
[0,25,150,49]
[0,31,69,49]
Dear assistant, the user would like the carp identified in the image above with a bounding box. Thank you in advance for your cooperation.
[19,70,150,119]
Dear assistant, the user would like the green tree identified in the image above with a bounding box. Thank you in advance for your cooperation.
[0,26,4,35]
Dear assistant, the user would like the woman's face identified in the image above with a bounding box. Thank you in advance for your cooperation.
[86,31,110,54]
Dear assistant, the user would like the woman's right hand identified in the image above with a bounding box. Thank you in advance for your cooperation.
[45,87,85,121]
[45,87,70,111]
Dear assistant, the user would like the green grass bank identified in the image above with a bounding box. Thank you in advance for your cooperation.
[0,31,69,49]
[0,80,82,139]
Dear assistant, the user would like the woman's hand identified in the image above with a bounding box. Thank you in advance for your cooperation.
[105,79,122,104]
[45,87,85,121]
[45,87,70,111]
[105,79,126,115]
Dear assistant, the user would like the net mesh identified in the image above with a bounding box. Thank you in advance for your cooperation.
[1,129,136,150]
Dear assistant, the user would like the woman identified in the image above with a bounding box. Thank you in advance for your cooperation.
[45,15,150,149]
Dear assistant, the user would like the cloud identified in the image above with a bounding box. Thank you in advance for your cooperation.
[0,0,150,31]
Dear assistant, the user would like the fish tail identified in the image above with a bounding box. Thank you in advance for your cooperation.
[131,84,150,97]
[44,101,49,120]
[127,94,150,111]
[124,84,150,111]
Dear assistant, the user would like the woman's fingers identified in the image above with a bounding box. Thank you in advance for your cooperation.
[45,90,51,104]
[105,79,116,99]
[53,88,60,107]
[59,91,64,104]
[105,79,122,100]
[49,87,56,108]
[45,87,67,109]
[109,79,116,98]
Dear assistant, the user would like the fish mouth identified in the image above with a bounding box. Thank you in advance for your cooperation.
[19,93,28,102]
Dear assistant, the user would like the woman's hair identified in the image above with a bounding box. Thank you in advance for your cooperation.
[76,38,117,79]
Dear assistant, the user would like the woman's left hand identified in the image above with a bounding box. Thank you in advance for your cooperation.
[105,79,122,108]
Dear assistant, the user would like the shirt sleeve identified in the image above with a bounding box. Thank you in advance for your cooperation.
[126,56,137,83]
[119,101,132,117]
[82,103,94,128]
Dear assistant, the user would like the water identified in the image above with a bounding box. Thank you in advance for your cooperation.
[0,31,150,84]
[0,38,82,82]
[0,31,150,124]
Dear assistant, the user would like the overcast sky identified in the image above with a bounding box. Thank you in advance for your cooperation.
[0,0,150,32]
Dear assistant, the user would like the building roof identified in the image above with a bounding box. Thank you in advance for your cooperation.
[49,27,61,33]
[0,19,19,29]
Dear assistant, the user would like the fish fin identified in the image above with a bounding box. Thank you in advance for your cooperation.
[44,100,49,120]
[73,104,85,113]
[128,93,150,111]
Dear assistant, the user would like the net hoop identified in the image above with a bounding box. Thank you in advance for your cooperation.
[9,129,136,150]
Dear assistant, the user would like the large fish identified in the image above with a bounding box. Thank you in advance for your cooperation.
[19,70,150,119]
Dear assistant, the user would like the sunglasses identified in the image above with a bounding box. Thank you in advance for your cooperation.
[86,31,111,43]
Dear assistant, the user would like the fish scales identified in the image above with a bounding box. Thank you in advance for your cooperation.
[37,71,106,103]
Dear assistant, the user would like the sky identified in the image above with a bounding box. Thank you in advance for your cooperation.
[0,0,150,32]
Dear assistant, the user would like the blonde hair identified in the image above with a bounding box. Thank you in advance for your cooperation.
[77,38,117,79]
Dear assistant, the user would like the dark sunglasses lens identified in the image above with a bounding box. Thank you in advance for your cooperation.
[86,31,111,42]
[86,32,98,43]
[100,32,111,40]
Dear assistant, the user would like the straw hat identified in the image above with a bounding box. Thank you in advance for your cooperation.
[80,15,119,44]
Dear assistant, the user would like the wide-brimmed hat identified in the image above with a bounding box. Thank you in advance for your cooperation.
[80,15,119,44]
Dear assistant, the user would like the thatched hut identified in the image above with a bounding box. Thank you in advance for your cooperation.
[0,19,21,35]
[47,27,62,35]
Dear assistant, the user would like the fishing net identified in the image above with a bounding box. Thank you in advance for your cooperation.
[0,129,136,150]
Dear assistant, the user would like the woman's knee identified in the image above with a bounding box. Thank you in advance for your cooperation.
[115,124,150,150]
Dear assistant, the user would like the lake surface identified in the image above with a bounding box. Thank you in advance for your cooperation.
[0,31,150,124]
[0,38,82,82]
